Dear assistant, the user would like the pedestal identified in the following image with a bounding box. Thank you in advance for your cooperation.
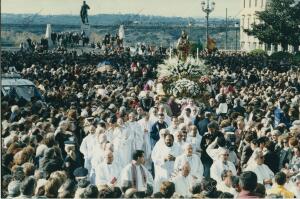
[81,23,91,38]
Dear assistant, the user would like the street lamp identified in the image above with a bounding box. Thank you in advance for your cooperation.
[201,0,215,48]
[235,22,240,52]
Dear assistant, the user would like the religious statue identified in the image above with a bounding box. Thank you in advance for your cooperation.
[176,30,190,61]
[80,1,90,24]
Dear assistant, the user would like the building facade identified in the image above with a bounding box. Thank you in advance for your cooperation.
[240,0,269,52]
[240,0,299,53]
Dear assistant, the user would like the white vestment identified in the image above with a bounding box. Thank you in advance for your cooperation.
[174,154,204,180]
[90,146,105,184]
[246,148,260,167]
[167,125,179,135]
[120,163,154,192]
[138,118,152,169]
[95,161,121,186]
[186,135,202,155]
[151,143,182,192]
[216,181,238,197]
[172,174,194,197]
[245,163,274,186]
[206,140,238,165]
[91,149,122,184]
[113,126,134,168]
[210,160,237,182]
[105,127,115,143]
[127,121,144,151]
[80,133,97,174]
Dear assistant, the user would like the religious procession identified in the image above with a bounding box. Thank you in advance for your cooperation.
[1,0,300,198]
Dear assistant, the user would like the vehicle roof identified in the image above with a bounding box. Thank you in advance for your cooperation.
[2,73,35,87]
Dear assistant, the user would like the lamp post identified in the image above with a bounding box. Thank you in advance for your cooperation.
[201,0,215,49]
[235,22,239,52]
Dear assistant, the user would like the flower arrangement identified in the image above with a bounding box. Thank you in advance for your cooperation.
[157,57,209,81]
[167,78,202,97]
[157,57,210,99]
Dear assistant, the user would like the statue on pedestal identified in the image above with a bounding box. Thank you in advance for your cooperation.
[80,1,90,24]
[176,30,190,61]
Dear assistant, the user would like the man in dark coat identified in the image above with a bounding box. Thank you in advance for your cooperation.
[150,113,168,148]
[195,112,211,136]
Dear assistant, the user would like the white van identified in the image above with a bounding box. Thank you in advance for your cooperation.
[1,72,43,101]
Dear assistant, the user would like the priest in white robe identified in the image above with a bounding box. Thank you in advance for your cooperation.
[120,150,154,197]
[127,112,144,151]
[174,130,186,150]
[244,150,274,189]
[186,125,202,156]
[90,133,107,184]
[216,170,238,197]
[95,150,121,186]
[207,137,238,165]
[210,148,237,182]
[174,143,203,181]
[151,134,182,192]
[113,118,134,168]
[167,117,179,135]
[171,161,194,197]
[80,125,98,175]
[180,108,195,125]
[138,113,153,170]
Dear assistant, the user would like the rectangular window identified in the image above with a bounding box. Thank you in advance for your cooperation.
[255,0,257,6]
[249,0,251,7]
[261,0,264,8]
[244,0,246,8]
[248,18,250,29]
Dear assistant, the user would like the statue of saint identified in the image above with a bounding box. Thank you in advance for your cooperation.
[176,30,190,61]
[80,1,90,24]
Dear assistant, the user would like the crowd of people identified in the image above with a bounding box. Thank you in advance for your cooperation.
[1,47,300,198]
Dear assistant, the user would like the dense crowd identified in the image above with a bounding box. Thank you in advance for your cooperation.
[1,48,300,198]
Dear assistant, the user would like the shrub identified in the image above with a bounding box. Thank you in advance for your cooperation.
[270,51,293,62]
[248,49,268,57]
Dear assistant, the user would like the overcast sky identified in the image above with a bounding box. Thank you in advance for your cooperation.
[2,0,241,18]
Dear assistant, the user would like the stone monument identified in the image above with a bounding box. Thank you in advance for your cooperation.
[80,1,91,37]
[45,24,53,47]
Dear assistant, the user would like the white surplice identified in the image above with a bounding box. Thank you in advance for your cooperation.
[127,121,144,151]
[95,161,121,186]
[186,135,202,155]
[113,125,134,168]
[216,181,238,197]
[120,163,154,192]
[245,163,274,186]
[138,118,153,169]
[167,125,179,135]
[80,133,97,174]
[172,174,194,197]
[174,154,204,180]
[90,146,105,184]
[210,160,237,182]
[151,143,182,192]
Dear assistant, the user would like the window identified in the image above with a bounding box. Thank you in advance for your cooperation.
[255,0,258,6]
[249,0,251,7]
[244,0,246,8]
[261,0,264,8]
[242,16,245,28]
[248,17,250,29]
